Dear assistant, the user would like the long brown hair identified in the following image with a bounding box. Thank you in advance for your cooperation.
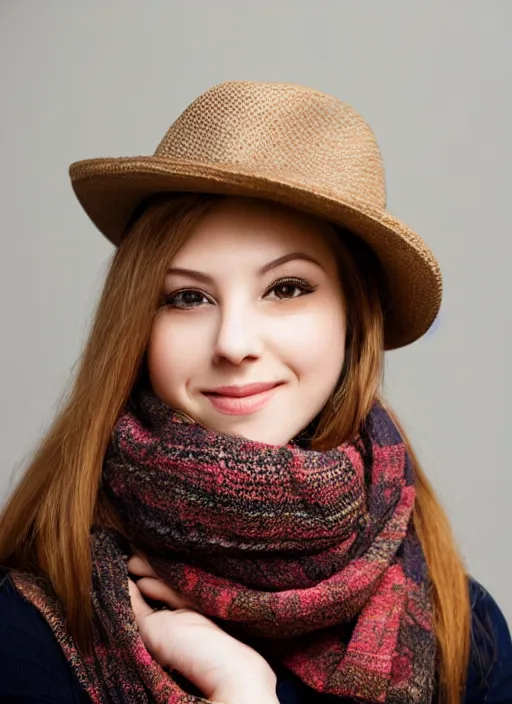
[0,193,469,703]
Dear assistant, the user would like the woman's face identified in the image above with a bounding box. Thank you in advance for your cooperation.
[147,197,346,445]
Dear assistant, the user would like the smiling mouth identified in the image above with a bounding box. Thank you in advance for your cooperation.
[202,382,283,415]
[203,382,282,398]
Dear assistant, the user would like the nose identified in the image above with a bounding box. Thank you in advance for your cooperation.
[212,303,263,366]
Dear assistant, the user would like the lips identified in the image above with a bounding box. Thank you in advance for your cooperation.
[203,382,281,398]
[201,382,283,416]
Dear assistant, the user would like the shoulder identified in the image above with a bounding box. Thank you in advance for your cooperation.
[0,569,91,703]
[466,578,512,703]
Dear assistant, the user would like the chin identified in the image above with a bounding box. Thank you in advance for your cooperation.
[218,420,297,447]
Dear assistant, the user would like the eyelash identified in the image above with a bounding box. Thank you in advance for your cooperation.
[163,277,317,310]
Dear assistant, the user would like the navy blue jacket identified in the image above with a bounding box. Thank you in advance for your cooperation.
[1,570,511,703]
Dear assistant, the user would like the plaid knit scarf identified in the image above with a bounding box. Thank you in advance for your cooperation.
[13,391,436,703]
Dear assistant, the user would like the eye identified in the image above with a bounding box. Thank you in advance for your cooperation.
[163,289,212,309]
[162,278,316,309]
[265,277,316,301]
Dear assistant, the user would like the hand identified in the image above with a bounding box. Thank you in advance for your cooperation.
[127,552,278,704]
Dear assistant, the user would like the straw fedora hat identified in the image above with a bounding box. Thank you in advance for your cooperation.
[70,80,441,350]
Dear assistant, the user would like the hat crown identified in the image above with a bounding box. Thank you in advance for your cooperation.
[154,81,387,210]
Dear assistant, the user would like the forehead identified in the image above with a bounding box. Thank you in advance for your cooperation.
[170,197,338,266]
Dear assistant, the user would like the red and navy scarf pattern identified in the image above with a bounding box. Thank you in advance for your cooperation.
[13,391,436,703]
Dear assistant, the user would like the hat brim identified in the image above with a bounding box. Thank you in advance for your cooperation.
[69,156,442,350]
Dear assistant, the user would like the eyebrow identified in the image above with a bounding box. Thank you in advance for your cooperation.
[166,252,323,283]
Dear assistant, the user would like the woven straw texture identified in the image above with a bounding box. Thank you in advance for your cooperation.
[69,81,442,349]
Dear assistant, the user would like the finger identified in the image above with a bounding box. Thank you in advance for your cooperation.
[126,554,159,579]
[136,577,196,610]
[128,544,154,565]
[128,578,154,619]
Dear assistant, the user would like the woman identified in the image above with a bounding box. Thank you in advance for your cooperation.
[0,81,510,704]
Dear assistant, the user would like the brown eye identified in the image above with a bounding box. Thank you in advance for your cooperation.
[164,290,210,309]
[267,278,316,301]
[274,283,302,299]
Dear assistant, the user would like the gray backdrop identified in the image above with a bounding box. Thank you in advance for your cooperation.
[1,1,510,624]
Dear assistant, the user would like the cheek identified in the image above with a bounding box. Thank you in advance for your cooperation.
[147,315,207,393]
[275,305,346,375]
